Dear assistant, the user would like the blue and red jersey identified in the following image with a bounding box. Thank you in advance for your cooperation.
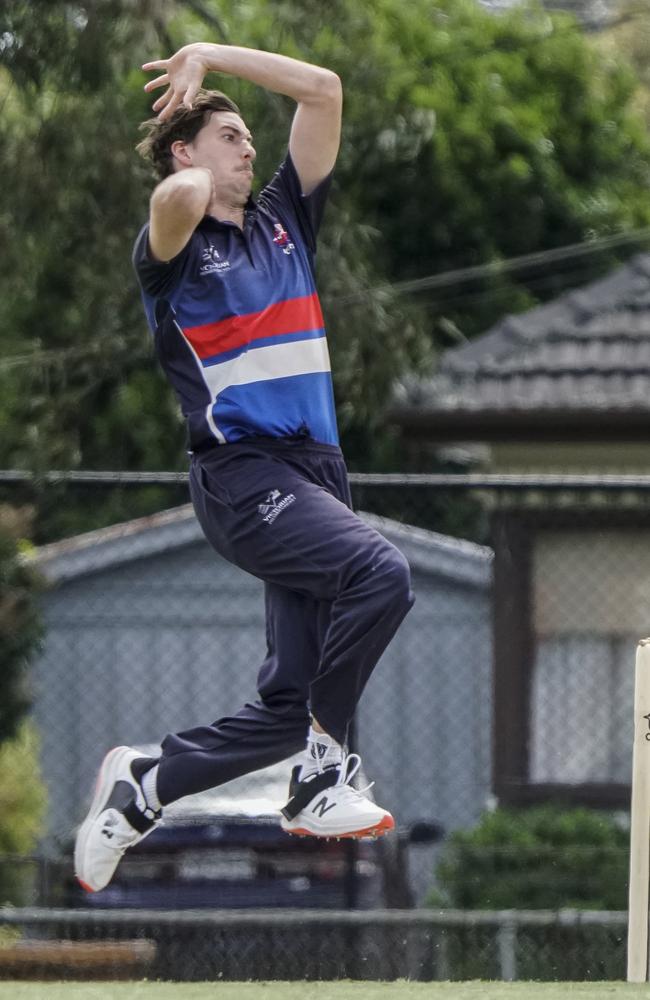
[133,155,339,449]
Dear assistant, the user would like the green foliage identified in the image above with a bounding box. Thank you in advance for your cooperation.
[0,721,48,904]
[430,805,629,910]
[333,0,650,334]
[176,0,650,453]
[0,1,182,474]
[0,506,42,744]
[597,0,650,124]
[3,0,650,511]
[0,503,45,899]
[0,721,47,854]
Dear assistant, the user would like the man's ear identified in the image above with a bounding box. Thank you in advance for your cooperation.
[170,139,193,169]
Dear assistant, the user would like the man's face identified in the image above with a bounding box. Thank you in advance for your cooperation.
[182,111,257,203]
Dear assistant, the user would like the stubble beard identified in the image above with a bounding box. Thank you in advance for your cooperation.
[208,173,252,218]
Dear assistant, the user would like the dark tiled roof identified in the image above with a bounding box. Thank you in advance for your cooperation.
[395,254,650,419]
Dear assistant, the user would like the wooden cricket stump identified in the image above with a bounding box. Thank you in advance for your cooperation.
[627,638,650,982]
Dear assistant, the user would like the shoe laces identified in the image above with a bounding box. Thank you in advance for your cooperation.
[334,753,374,800]
[100,809,155,852]
[307,733,342,769]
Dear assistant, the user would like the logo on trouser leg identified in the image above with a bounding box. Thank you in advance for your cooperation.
[257,490,296,524]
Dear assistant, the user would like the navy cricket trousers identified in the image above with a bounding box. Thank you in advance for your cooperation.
[155,436,414,806]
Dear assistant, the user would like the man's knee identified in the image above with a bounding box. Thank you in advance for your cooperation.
[377,544,414,612]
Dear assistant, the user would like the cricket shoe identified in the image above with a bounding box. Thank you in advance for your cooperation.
[280,753,394,839]
[74,745,161,892]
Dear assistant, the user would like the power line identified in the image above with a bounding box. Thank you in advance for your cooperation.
[0,341,150,375]
[0,345,93,374]
[3,229,650,374]
[338,227,650,304]
[381,257,615,313]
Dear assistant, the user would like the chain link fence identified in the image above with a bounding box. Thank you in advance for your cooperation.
[0,908,628,982]
[0,470,645,981]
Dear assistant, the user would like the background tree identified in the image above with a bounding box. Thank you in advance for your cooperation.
[0,1,182,473]
[207,0,650,456]
[2,0,650,534]
[596,0,650,124]
[0,506,42,744]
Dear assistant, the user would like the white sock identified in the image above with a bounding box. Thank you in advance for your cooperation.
[140,764,162,813]
[299,728,343,781]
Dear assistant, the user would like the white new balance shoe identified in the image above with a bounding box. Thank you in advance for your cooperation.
[74,745,161,893]
[280,753,394,839]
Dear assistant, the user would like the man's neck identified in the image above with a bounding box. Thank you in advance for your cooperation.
[207,197,247,229]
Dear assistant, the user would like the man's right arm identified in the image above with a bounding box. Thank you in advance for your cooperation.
[148,167,213,262]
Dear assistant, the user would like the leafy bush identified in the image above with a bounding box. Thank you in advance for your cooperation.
[0,505,43,743]
[429,805,629,910]
[0,721,48,904]
[0,506,46,904]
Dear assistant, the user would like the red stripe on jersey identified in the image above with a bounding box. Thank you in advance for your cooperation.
[183,293,325,360]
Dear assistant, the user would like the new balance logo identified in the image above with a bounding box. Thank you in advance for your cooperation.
[257,490,296,524]
[311,796,337,818]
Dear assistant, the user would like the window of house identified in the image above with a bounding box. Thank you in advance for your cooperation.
[529,530,646,785]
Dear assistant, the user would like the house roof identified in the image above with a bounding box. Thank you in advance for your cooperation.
[33,505,492,590]
[392,253,650,441]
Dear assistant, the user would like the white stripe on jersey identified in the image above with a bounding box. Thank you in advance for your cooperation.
[203,336,332,400]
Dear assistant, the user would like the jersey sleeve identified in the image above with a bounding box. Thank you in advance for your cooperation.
[256,154,333,255]
[132,223,197,298]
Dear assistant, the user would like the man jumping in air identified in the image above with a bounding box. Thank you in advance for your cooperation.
[75,41,414,893]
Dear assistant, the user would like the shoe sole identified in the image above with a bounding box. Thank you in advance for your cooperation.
[74,745,138,893]
[282,813,395,840]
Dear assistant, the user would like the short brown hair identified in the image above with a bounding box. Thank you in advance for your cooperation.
[136,88,241,180]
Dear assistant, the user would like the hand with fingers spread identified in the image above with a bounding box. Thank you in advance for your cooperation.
[143,43,211,121]
[140,41,342,197]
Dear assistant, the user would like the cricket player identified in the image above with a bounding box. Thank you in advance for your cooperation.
[75,41,414,893]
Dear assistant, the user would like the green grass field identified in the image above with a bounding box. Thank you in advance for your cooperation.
[0,983,647,1000]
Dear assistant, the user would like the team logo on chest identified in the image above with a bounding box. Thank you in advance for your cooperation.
[200,243,231,274]
[272,223,295,256]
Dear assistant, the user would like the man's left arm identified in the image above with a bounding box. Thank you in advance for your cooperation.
[143,43,342,195]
